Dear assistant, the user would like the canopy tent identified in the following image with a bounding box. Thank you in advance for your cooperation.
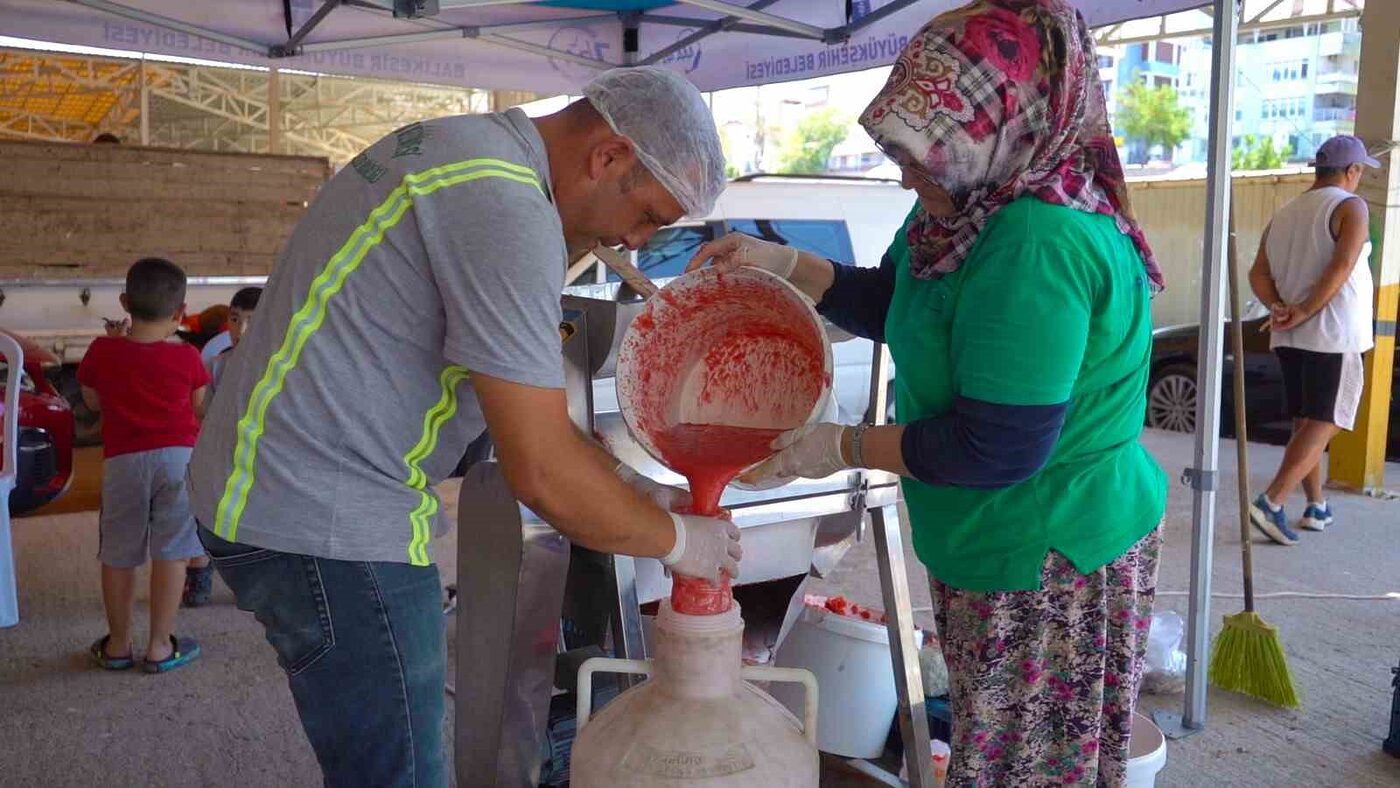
[0,0,1203,94]
[0,0,1237,738]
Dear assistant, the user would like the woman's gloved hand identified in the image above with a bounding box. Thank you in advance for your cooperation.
[687,232,799,279]
[662,513,742,582]
[617,463,692,511]
[743,423,849,483]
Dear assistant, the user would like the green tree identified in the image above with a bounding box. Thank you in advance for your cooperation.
[1231,134,1293,171]
[777,109,849,174]
[1116,79,1192,163]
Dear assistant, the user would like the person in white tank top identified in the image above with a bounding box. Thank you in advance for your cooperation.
[1263,188,1374,354]
[1246,134,1378,546]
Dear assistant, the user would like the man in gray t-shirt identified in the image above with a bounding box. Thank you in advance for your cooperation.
[189,67,735,785]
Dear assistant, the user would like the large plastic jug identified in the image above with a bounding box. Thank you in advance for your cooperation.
[571,600,820,786]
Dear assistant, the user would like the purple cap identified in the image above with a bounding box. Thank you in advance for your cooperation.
[1311,135,1380,168]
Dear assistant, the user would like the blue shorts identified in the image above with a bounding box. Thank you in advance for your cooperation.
[98,447,204,568]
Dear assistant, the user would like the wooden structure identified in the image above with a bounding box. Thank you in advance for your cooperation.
[1,138,329,280]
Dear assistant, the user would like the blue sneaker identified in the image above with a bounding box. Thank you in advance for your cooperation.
[1300,501,1334,532]
[1249,494,1299,546]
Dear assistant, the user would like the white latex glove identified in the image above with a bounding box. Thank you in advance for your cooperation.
[744,423,849,483]
[686,231,799,279]
[662,513,742,582]
[617,463,692,511]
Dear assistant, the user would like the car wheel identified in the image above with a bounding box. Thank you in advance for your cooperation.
[1147,363,1197,433]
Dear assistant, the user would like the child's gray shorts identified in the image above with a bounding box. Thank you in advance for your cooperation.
[99,447,204,568]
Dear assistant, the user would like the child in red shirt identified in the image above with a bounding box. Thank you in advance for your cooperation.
[78,257,210,673]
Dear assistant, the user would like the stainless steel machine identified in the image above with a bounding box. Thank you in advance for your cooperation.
[451,284,936,786]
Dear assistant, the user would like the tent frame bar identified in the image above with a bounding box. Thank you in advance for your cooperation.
[640,0,785,67]
[71,0,1239,78]
[326,0,919,56]
[65,0,267,55]
[638,14,726,28]
[674,0,825,41]
[275,0,343,57]
[293,14,618,68]
[1153,0,1239,741]
[837,0,924,37]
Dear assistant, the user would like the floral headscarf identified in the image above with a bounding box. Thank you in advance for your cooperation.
[859,0,1164,290]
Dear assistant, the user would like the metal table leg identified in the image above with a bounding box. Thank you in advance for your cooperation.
[453,462,572,786]
[871,502,934,788]
[864,340,934,786]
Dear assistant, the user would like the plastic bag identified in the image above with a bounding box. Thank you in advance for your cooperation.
[1141,610,1187,695]
[919,636,950,699]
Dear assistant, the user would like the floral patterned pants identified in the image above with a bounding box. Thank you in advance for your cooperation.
[930,525,1162,787]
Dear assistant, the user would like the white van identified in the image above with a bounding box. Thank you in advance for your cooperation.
[602,174,913,282]
[576,174,913,425]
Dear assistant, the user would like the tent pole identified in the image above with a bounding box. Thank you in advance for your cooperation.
[623,12,640,66]
[1153,0,1240,741]
[138,56,149,146]
[275,0,342,55]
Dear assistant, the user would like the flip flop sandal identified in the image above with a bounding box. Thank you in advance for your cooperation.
[142,635,202,674]
[90,635,135,670]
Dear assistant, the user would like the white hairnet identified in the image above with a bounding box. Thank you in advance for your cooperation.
[583,66,726,218]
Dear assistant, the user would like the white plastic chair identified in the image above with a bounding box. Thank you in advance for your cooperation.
[1,332,23,627]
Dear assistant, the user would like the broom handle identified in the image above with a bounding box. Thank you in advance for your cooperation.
[1226,205,1256,613]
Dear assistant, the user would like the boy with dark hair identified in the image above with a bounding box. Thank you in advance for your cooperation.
[79,257,210,672]
[183,285,261,607]
[204,286,262,398]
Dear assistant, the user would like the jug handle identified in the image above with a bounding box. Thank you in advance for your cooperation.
[577,657,652,731]
[742,665,820,746]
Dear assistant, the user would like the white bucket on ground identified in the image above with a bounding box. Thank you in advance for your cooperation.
[769,603,897,758]
[1126,711,1168,787]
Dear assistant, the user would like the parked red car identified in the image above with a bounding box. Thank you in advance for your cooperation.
[1,329,75,515]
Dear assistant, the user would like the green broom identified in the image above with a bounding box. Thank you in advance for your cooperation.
[1206,207,1300,708]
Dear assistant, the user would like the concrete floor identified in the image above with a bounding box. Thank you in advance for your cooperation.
[2,429,1398,786]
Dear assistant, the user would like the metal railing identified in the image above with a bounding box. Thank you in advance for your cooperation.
[1314,107,1357,121]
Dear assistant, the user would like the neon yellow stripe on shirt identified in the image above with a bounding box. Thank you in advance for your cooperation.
[214,158,541,543]
[404,365,471,566]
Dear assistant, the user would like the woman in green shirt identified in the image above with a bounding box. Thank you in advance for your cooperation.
[689,1,1167,784]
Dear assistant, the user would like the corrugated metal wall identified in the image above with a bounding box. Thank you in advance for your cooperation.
[1129,171,1314,327]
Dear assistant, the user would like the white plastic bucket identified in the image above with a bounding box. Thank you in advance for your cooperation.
[1126,712,1168,787]
[769,603,897,758]
[615,267,834,484]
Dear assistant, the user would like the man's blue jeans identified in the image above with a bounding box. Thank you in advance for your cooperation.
[199,527,446,787]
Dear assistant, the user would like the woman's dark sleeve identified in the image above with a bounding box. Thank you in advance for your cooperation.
[815,252,896,343]
[899,396,1069,488]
